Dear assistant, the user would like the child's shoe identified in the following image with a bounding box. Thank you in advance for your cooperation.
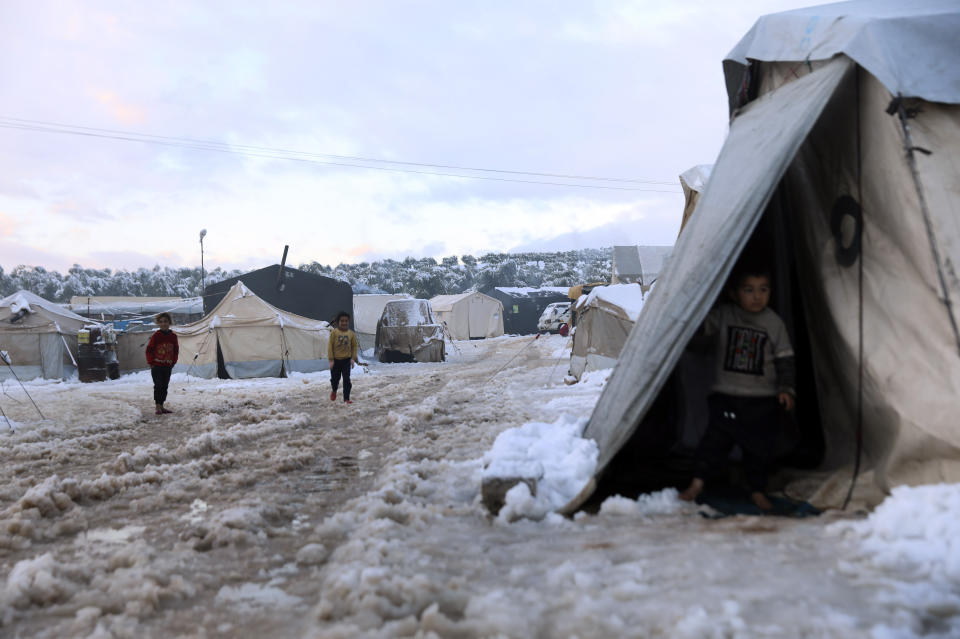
[329,391,337,401]
[344,400,353,405]
[161,408,174,414]
[155,407,163,415]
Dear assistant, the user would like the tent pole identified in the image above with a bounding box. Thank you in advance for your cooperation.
[843,67,866,511]
[894,94,960,357]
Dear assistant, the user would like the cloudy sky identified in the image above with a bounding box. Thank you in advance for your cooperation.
[0,1,811,273]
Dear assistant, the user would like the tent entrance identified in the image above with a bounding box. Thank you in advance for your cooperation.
[582,190,826,507]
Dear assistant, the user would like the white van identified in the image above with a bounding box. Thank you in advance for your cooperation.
[537,302,572,333]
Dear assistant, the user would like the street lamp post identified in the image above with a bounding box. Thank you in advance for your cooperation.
[199,229,207,296]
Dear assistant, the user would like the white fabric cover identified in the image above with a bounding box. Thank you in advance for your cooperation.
[724,0,960,108]
[430,292,504,340]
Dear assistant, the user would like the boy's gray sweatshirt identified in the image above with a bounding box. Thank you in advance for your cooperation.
[704,303,795,398]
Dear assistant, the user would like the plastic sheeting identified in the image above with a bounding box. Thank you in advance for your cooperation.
[724,0,960,110]
[374,300,445,362]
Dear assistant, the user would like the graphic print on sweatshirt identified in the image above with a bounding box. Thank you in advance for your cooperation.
[723,325,767,376]
[336,334,351,349]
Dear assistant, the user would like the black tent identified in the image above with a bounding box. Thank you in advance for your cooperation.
[486,287,569,335]
[204,265,353,326]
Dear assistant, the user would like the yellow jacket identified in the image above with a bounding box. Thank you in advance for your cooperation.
[328,328,358,360]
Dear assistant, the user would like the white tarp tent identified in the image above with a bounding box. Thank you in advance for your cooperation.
[173,282,331,379]
[430,292,504,340]
[567,0,960,512]
[353,294,410,351]
[0,290,92,381]
[568,284,646,381]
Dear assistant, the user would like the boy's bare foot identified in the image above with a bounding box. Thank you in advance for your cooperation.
[679,478,704,501]
[751,491,773,510]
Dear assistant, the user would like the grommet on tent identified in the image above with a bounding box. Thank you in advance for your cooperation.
[830,195,862,267]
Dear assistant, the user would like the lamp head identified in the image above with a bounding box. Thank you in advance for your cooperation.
[200,229,207,241]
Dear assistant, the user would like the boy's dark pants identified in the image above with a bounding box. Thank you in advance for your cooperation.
[694,393,780,493]
[330,358,352,400]
[151,366,172,404]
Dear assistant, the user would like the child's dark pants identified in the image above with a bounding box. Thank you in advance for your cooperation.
[151,366,172,404]
[330,358,352,401]
[694,393,780,492]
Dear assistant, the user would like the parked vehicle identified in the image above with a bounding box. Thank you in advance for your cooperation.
[537,302,572,333]
[374,299,446,363]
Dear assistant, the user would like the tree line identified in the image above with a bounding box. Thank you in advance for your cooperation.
[0,249,613,302]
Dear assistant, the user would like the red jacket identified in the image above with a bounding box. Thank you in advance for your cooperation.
[145,330,179,367]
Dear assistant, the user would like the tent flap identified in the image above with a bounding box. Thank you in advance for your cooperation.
[574,56,855,508]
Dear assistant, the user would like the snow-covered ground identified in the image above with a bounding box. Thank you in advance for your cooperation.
[1,334,957,638]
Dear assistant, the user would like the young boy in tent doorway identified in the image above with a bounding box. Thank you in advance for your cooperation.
[145,312,179,416]
[328,311,359,404]
[679,266,795,510]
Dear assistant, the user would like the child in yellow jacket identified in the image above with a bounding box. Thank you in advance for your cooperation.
[328,311,358,404]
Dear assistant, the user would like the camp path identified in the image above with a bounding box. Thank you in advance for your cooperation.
[0,335,935,638]
[0,335,573,637]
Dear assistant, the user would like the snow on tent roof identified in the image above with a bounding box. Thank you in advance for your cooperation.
[724,0,960,109]
[381,299,436,326]
[0,290,93,326]
[580,284,647,322]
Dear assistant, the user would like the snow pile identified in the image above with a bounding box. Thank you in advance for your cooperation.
[482,415,597,521]
[830,483,960,635]
[578,283,646,320]
[7,293,32,315]
[599,488,694,517]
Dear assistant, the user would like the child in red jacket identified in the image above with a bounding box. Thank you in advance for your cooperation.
[145,312,179,415]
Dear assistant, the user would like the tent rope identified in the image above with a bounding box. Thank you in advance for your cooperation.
[0,401,13,433]
[892,93,960,357]
[486,333,540,384]
[842,68,865,511]
[440,321,463,360]
[546,333,573,385]
[2,359,45,420]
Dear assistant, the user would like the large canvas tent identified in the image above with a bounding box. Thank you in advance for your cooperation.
[568,284,646,381]
[204,265,352,325]
[430,292,504,340]
[0,290,91,381]
[567,0,960,512]
[174,282,331,379]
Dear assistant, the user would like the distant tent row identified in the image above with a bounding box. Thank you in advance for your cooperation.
[0,291,89,381]
[567,0,960,512]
